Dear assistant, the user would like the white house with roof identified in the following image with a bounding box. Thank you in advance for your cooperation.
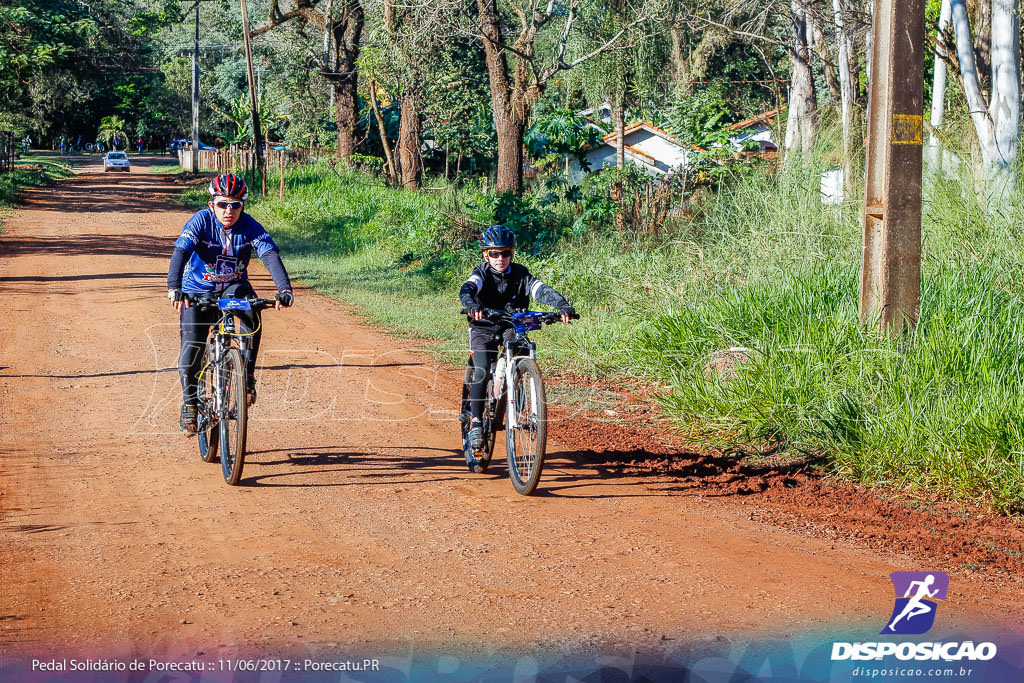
[726,108,780,155]
[578,100,612,126]
[568,122,702,183]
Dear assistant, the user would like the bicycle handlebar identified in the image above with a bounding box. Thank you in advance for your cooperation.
[459,307,580,323]
[185,293,277,311]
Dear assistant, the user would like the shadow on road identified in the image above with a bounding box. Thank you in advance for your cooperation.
[240,444,467,487]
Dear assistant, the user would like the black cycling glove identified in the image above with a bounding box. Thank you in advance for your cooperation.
[276,290,294,307]
[560,304,578,318]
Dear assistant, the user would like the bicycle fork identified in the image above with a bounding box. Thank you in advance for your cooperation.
[502,353,528,430]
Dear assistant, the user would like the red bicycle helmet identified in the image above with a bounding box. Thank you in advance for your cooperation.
[208,173,248,200]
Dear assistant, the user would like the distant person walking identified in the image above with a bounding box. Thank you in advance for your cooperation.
[137,137,144,154]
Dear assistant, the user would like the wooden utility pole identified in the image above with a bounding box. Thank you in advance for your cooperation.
[190,1,200,173]
[239,0,265,195]
[859,0,925,333]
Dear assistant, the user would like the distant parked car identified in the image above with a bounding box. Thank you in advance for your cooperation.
[169,138,215,152]
[103,151,130,172]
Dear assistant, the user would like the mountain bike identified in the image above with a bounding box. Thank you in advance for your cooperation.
[459,308,578,495]
[188,293,274,486]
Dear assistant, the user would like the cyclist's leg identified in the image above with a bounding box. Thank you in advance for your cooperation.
[178,305,215,431]
[468,328,498,422]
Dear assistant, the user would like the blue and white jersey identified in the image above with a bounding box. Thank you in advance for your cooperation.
[173,209,279,294]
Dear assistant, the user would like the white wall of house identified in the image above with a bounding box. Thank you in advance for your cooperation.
[623,130,690,171]
[568,127,692,183]
[730,125,777,152]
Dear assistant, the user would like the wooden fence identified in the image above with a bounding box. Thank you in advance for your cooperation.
[177,146,331,175]
[177,145,334,198]
[0,132,15,173]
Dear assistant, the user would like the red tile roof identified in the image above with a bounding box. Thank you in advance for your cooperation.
[727,108,782,131]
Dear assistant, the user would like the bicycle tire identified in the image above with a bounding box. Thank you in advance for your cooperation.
[197,350,219,463]
[505,358,547,495]
[218,347,248,485]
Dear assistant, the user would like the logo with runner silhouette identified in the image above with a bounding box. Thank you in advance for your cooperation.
[881,571,949,635]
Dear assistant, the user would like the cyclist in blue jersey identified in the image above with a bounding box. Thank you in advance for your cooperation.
[167,173,294,435]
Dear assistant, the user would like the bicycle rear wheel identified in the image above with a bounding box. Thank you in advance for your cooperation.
[218,347,248,485]
[460,363,497,473]
[197,350,219,463]
[505,358,547,495]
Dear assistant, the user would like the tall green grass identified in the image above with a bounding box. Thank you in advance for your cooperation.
[194,138,1024,512]
[638,264,1024,512]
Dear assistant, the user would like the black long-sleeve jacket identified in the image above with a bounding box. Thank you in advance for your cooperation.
[459,262,571,332]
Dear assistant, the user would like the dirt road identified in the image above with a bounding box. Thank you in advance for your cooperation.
[1,159,1022,673]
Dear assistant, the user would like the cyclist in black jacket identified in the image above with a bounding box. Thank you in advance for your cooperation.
[459,225,576,449]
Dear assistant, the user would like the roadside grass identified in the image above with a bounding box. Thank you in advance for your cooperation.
[0,158,75,228]
[186,140,1024,513]
[147,160,182,174]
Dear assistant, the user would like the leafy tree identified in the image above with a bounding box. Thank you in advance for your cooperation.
[524,109,602,167]
[475,0,662,194]
[421,35,495,178]
[97,115,129,148]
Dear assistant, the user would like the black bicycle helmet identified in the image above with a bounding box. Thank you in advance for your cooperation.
[208,172,249,200]
[480,225,515,250]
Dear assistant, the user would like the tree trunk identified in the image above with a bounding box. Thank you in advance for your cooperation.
[951,0,1020,203]
[398,93,423,190]
[322,0,334,75]
[335,81,357,163]
[987,0,1021,196]
[612,96,626,232]
[974,0,992,85]
[494,117,525,194]
[928,0,952,173]
[833,0,859,195]
[785,1,818,162]
[332,1,363,166]
[368,83,398,184]
[477,0,523,194]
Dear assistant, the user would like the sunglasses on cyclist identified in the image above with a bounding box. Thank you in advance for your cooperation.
[212,200,244,210]
[485,249,513,258]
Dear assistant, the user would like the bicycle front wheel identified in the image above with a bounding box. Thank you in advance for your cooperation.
[197,350,219,463]
[505,358,547,495]
[218,347,248,485]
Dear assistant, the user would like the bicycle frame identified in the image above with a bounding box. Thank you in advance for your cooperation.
[496,314,543,430]
[188,294,273,484]
[196,300,257,426]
